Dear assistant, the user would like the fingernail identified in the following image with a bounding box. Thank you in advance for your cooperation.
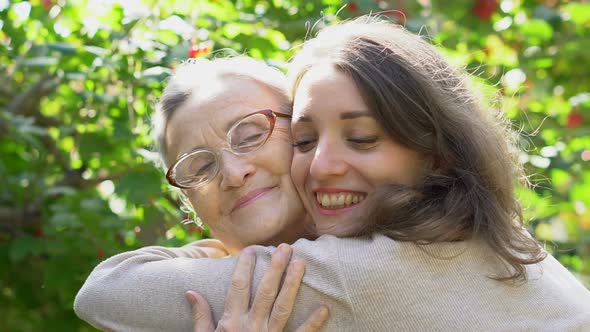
[319,305,329,317]
[278,243,292,255]
[242,246,255,255]
[185,291,198,306]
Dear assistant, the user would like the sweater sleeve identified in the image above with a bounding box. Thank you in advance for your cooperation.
[74,240,235,331]
[74,236,355,332]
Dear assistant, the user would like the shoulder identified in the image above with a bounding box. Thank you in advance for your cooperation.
[529,252,590,306]
[291,233,398,251]
[284,233,416,278]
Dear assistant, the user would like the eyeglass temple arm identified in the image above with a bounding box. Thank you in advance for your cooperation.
[275,112,292,119]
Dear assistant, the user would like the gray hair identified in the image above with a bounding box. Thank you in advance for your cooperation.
[152,56,291,168]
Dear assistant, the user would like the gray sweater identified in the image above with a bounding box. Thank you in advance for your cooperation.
[75,234,590,331]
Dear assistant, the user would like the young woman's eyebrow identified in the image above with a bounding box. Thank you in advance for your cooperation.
[294,110,372,123]
[340,111,373,120]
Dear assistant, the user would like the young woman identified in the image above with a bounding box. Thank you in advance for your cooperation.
[76,17,590,331]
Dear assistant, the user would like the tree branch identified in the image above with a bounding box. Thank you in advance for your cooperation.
[7,74,60,116]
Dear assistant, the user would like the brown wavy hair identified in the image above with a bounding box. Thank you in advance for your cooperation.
[289,16,546,282]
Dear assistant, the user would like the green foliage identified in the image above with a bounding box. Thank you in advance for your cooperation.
[1,0,589,330]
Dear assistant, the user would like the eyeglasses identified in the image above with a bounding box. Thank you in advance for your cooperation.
[166,109,291,189]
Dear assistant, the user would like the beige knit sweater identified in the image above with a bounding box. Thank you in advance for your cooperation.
[74,234,590,331]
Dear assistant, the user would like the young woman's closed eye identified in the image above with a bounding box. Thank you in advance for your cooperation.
[346,134,379,149]
[292,137,316,152]
[292,125,381,153]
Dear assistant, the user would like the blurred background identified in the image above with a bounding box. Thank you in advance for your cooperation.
[1,0,589,330]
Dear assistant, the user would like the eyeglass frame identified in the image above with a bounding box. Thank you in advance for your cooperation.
[166,109,292,190]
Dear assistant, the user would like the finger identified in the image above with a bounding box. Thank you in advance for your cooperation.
[186,291,215,332]
[268,259,305,331]
[294,306,330,332]
[250,243,293,323]
[223,246,256,316]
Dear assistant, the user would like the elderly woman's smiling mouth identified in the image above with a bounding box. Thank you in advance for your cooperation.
[232,186,277,212]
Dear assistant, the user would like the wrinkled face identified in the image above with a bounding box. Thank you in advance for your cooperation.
[165,77,306,253]
[291,65,426,236]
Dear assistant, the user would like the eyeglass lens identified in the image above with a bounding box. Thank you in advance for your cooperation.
[173,113,273,188]
[175,151,218,188]
[229,113,272,153]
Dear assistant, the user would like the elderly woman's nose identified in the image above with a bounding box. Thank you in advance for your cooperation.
[219,151,256,189]
[309,140,348,181]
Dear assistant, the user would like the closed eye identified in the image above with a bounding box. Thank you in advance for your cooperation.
[292,139,316,152]
[348,137,378,149]
[196,162,215,175]
[237,133,265,147]
[348,137,377,144]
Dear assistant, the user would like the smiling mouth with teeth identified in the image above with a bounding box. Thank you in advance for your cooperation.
[315,192,367,209]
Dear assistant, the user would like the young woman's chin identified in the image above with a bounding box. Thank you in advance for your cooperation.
[308,197,369,237]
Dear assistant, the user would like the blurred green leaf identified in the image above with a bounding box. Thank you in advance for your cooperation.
[9,236,44,262]
[564,3,590,25]
[520,19,554,45]
[116,167,162,205]
[21,56,59,67]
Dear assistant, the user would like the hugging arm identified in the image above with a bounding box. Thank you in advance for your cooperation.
[74,239,234,331]
[74,237,349,331]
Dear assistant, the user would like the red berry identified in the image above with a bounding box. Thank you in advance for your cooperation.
[96,249,105,260]
[34,227,44,239]
[188,45,201,58]
[567,112,584,128]
[348,2,359,12]
[42,0,52,10]
[473,0,498,21]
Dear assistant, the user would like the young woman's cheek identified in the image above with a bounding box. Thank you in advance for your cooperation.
[358,146,424,187]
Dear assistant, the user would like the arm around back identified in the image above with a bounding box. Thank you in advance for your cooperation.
[74,240,236,331]
[74,236,355,331]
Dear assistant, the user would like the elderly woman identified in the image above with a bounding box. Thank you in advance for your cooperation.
[74,56,328,330]
[75,17,590,331]
[152,56,312,254]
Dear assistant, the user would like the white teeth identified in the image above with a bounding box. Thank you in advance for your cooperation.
[321,195,330,207]
[330,195,338,206]
[316,192,366,209]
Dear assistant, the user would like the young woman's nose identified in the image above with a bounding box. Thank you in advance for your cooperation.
[219,150,256,190]
[309,139,348,181]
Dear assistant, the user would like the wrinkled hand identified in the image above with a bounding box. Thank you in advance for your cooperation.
[186,244,329,332]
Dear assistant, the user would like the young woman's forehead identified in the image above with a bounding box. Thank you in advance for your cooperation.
[293,66,369,120]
